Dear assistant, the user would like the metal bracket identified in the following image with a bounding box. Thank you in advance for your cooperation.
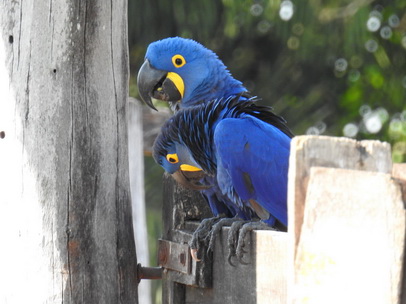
[158,239,191,274]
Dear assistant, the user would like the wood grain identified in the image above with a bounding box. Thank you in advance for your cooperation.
[184,229,288,304]
[0,1,138,303]
[294,167,405,304]
[288,135,392,256]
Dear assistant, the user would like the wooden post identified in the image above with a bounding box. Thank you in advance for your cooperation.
[0,1,138,303]
[287,136,392,255]
[393,164,406,304]
[182,229,288,304]
[161,174,213,304]
[289,136,405,304]
[294,167,405,303]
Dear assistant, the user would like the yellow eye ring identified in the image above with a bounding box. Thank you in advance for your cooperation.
[166,153,179,164]
[172,54,186,68]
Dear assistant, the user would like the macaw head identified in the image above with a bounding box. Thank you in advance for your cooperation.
[137,37,246,110]
[153,139,210,190]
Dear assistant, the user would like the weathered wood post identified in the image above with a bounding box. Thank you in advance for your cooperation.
[0,1,138,303]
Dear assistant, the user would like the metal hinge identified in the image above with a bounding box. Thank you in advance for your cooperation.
[158,239,191,274]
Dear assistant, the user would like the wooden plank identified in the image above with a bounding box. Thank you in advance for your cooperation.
[255,230,288,304]
[129,98,151,304]
[392,163,406,304]
[184,229,288,304]
[393,163,406,180]
[288,136,392,257]
[161,173,212,239]
[393,163,406,203]
[294,167,405,304]
[161,174,213,303]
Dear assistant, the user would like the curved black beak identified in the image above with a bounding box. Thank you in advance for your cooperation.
[172,170,211,191]
[137,60,162,111]
[137,59,183,111]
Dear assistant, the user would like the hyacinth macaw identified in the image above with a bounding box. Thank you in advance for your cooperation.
[137,37,249,111]
[153,95,293,260]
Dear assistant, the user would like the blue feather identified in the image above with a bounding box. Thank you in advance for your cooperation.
[214,117,290,226]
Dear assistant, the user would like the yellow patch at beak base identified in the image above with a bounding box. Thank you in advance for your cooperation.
[166,72,185,98]
[180,164,202,172]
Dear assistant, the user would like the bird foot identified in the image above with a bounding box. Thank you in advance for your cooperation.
[207,217,245,253]
[228,221,276,266]
[189,215,224,261]
[227,220,250,265]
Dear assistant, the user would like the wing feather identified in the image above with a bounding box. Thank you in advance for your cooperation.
[213,116,290,226]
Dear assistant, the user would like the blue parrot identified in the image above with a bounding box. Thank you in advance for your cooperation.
[137,37,249,111]
[153,95,293,261]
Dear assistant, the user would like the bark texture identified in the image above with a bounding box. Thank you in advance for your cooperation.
[0,1,138,303]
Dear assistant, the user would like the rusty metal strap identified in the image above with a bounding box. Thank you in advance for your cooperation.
[158,239,191,274]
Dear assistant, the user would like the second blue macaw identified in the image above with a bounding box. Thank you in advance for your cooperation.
[153,95,293,261]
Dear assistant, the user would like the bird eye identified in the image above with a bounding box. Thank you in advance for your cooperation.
[166,153,179,164]
[172,54,186,68]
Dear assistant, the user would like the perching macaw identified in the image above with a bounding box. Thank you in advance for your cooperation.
[137,37,249,111]
[153,95,293,261]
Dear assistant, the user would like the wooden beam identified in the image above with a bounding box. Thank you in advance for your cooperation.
[184,229,288,304]
[129,98,151,304]
[392,163,406,304]
[161,174,213,303]
[255,230,288,304]
[287,136,392,256]
[294,167,405,304]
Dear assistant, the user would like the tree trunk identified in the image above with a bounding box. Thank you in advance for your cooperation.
[0,1,138,303]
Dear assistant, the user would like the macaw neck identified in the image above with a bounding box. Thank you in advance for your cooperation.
[181,105,240,175]
[182,69,247,108]
[190,130,217,175]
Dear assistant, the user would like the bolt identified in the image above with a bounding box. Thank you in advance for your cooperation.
[179,252,186,265]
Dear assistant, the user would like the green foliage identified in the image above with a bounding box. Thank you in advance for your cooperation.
[129,1,406,301]
[130,1,406,162]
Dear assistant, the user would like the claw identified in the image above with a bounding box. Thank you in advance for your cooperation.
[188,215,225,262]
[208,217,241,252]
[236,229,252,264]
[237,256,250,265]
[226,220,250,266]
[240,247,249,254]
[227,252,237,267]
[190,248,201,262]
[226,219,280,265]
